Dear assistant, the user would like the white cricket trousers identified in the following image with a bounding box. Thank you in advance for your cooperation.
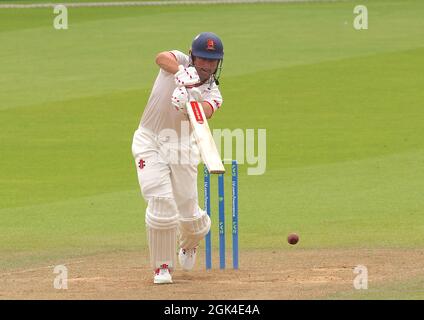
[131,126,201,216]
[132,126,211,271]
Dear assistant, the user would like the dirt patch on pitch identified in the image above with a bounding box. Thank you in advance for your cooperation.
[1,248,423,299]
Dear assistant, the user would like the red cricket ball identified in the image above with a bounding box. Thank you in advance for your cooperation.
[288,233,299,245]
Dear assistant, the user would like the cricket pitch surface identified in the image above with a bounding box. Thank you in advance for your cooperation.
[1,248,423,299]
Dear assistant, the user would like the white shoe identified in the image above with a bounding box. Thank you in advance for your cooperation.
[154,264,172,284]
[178,247,197,271]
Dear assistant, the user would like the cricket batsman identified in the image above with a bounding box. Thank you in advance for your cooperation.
[131,32,224,284]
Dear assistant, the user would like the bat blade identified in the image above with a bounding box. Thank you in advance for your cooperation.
[186,100,225,174]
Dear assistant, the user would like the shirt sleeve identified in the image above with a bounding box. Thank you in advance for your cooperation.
[169,50,189,67]
[203,85,223,113]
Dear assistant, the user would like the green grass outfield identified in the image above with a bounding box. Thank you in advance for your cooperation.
[1,0,424,298]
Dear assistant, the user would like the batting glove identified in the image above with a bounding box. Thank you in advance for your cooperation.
[171,86,189,115]
[174,65,200,87]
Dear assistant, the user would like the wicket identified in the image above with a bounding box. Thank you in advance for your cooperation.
[203,160,239,270]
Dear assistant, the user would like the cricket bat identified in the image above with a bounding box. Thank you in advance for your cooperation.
[186,88,225,174]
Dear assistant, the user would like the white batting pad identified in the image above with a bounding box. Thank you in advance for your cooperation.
[145,197,179,270]
[178,208,211,250]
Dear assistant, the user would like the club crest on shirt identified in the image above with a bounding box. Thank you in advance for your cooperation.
[138,159,146,170]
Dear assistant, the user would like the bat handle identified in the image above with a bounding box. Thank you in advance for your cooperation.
[188,87,202,101]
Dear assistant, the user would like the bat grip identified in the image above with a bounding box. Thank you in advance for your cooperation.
[188,87,202,101]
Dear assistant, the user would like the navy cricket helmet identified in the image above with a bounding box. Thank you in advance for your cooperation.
[191,32,224,60]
